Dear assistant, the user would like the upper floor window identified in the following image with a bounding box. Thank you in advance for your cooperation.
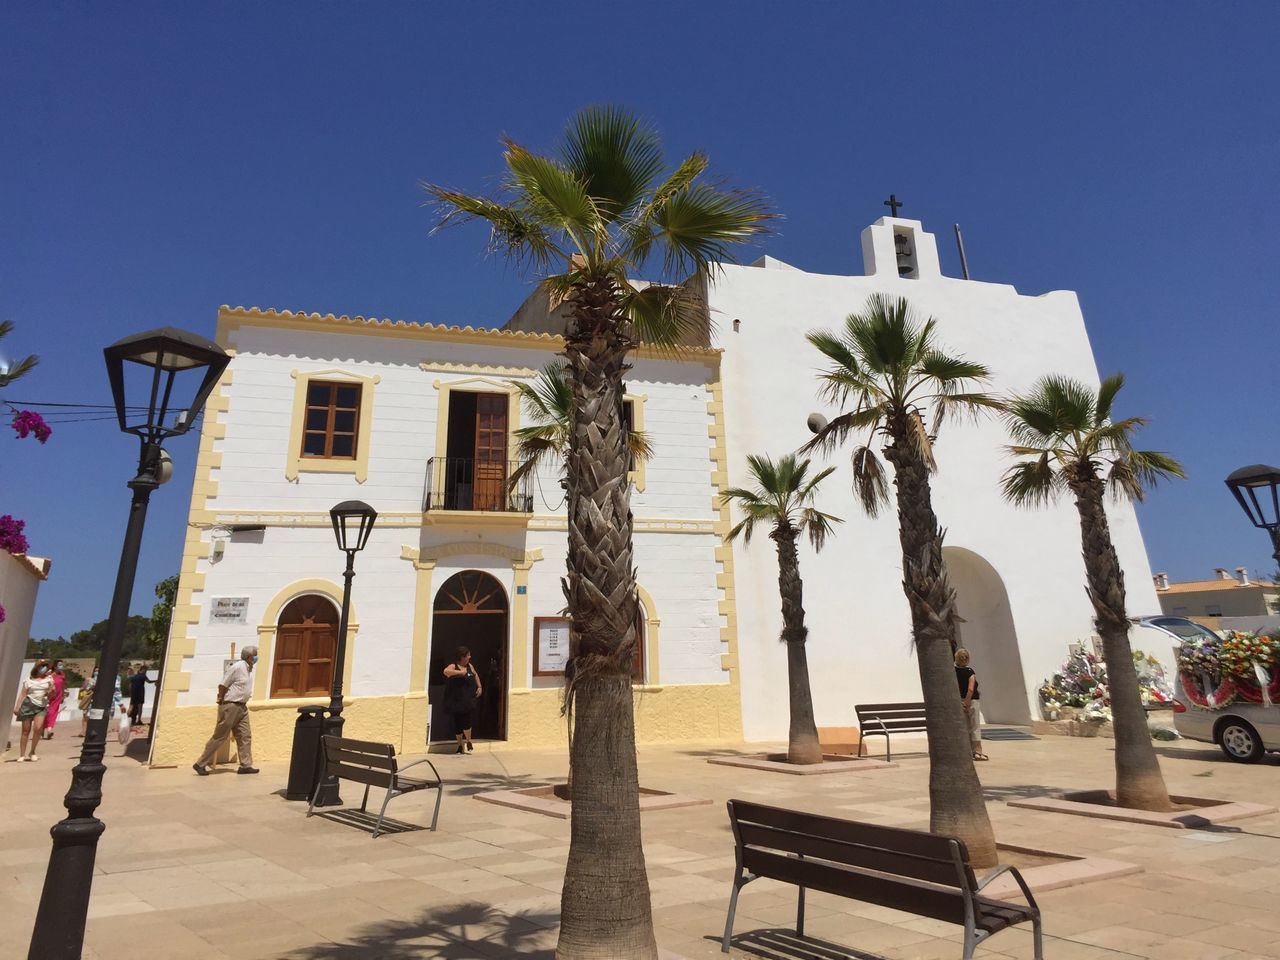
[302,381,362,460]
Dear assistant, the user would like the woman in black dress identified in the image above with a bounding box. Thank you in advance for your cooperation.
[442,645,482,754]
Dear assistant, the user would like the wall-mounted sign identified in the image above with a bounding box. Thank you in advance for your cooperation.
[533,616,572,677]
[209,597,250,625]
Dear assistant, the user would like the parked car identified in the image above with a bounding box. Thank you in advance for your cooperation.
[1136,615,1279,763]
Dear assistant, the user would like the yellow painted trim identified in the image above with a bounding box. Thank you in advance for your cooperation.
[511,558,535,687]
[255,578,359,701]
[421,359,539,377]
[706,362,745,738]
[407,558,436,693]
[285,368,380,483]
[624,391,648,493]
[151,367,234,768]
[431,374,523,466]
[422,510,532,529]
[635,582,661,684]
[216,305,723,362]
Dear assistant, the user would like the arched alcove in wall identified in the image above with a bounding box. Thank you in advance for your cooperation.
[942,546,1031,724]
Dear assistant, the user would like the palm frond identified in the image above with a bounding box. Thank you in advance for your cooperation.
[623,152,709,263]
[501,138,601,256]
[799,508,842,552]
[907,409,938,472]
[850,445,890,517]
[799,405,888,457]
[917,350,991,387]
[421,186,563,270]
[559,105,663,222]
[1095,372,1125,424]
[1108,449,1186,502]
[1000,455,1063,508]
[646,182,773,277]
[618,282,704,350]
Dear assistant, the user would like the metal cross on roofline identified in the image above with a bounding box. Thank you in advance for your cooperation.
[884,194,903,217]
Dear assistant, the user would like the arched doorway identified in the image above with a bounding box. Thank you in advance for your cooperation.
[428,570,509,741]
[942,547,1031,724]
[271,595,339,698]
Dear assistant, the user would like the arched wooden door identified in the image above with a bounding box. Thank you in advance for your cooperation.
[271,595,339,698]
[429,571,509,740]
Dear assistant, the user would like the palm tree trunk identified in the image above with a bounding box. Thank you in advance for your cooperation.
[884,428,998,867]
[557,279,657,960]
[1071,477,1172,812]
[773,528,823,764]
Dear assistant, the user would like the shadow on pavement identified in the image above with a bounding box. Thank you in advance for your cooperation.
[981,783,1063,802]
[713,928,883,959]
[307,806,426,837]
[443,771,559,798]
[284,901,558,959]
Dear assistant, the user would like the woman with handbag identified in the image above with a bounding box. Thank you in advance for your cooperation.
[13,660,55,761]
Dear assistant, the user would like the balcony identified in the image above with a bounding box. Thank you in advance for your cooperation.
[423,457,534,517]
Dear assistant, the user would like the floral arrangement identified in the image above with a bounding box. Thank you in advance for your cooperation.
[1177,629,1280,708]
[0,515,29,555]
[10,409,52,443]
[1039,646,1174,720]
[0,602,5,624]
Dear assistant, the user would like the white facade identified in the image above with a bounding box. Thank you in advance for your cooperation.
[714,217,1161,735]
[1,552,51,752]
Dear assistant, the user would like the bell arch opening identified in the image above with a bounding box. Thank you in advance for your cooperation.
[942,546,1031,724]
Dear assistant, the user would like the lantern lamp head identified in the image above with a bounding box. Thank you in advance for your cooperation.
[1224,463,1280,531]
[103,327,230,443]
[330,500,378,554]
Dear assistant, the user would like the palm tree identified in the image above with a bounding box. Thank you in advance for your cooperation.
[1002,373,1184,811]
[0,320,38,387]
[425,106,771,959]
[722,454,840,764]
[804,294,1000,867]
[509,361,654,488]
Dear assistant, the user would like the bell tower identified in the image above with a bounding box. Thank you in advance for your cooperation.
[861,198,943,280]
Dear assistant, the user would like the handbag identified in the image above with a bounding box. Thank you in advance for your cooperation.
[117,714,132,744]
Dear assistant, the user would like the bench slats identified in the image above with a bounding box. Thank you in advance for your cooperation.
[325,735,395,756]
[742,847,968,925]
[855,702,928,713]
[858,719,928,731]
[324,745,398,771]
[326,762,394,789]
[730,801,963,861]
[737,822,962,887]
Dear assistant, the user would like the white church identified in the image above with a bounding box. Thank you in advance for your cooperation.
[149,215,1160,766]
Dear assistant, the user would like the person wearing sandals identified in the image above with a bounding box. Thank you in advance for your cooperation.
[443,646,482,754]
[42,660,67,740]
[13,661,55,761]
[955,648,988,761]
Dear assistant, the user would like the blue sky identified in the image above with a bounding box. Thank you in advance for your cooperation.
[2,3,1277,639]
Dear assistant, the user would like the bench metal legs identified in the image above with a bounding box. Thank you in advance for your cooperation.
[372,788,395,839]
[369,781,443,839]
[721,869,755,953]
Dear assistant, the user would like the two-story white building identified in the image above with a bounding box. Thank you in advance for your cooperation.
[150,215,1162,766]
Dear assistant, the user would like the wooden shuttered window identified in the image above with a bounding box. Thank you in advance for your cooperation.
[301,381,362,460]
[270,595,339,698]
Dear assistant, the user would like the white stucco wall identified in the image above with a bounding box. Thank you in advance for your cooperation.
[1,553,50,750]
[715,218,1161,739]
[178,318,728,711]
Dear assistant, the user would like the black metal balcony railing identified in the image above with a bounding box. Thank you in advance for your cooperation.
[424,457,534,513]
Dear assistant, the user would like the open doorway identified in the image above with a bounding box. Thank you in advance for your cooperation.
[444,391,509,511]
[428,570,508,741]
[942,546,1031,724]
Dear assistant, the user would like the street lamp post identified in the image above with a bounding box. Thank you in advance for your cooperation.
[1225,463,1280,567]
[310,499,378,807]
[28,328,229,960]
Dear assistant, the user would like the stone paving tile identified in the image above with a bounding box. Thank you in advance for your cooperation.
[4,735,1280,958]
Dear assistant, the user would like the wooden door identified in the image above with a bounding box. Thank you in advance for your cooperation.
[473,393,508,511]
[271,596,338,698]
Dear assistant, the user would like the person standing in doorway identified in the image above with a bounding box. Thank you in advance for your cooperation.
[42,660,67,740]
[13,661,54,760]
[955,648,988,761]
[192,646,259,776]
[443,646,482,754]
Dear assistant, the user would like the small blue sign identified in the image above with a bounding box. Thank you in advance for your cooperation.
[516,585,527,595]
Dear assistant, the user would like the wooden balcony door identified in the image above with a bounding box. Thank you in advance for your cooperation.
[473,393,508,511]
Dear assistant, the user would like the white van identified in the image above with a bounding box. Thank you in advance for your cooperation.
[1138,616,1279,763]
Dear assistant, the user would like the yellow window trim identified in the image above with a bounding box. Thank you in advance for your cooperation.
[286,368,380,483]
[624,392,648,492]
[254,578,359,702]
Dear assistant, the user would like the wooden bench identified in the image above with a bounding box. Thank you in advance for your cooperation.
[308,735,443,838]
[723,800,1041,959]
[854,701,927,761]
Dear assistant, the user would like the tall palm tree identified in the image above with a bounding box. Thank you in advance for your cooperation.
[425,106,771,959]
[722,454,840,764]
[1002,373,1184,811]
[509,361,654,488]
[804,294,1000,867]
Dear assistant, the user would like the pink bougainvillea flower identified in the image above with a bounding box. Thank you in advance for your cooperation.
[0,602,6,624]
[0,515,29,555]
[10,409,52,443]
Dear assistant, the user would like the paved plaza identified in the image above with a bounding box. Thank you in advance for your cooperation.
[3,731,1279,959]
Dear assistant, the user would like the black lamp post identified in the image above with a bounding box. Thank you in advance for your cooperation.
[310,499,377,807]
[1225,463,1280,567]
[29,328,229,960]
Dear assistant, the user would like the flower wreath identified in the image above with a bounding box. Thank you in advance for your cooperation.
[1179,670,1236,709]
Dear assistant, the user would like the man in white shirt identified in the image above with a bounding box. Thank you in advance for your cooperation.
[192,645,259,775]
